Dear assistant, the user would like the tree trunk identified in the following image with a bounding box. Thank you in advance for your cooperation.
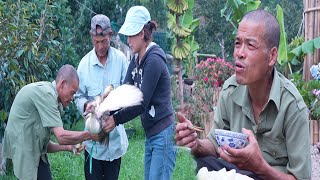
[177,60,184,107]
[175,9,184,108]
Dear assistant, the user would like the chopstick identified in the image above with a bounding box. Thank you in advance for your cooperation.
[188,125,204,132]
[174,112,204,132]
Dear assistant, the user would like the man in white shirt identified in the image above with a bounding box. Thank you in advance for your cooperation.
[74,14,129,180]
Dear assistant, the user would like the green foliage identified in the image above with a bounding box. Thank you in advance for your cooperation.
[276,5,288,66]
[181,0,200,78]
[193,0,303,60]
[62,102,82,129]
[276,5,308,77]
[277,5,320,77]
[283,36,305,73]
[167,0,199,106]
[221,0,261,34]
[183,35,200,78]
[0,0,59,121]
[0,0,81,128]
[192,1,232,58]
[290,37,320,58]
[261,0,303,43]
[168,0,198,61]
[70,0,168,58]
[291,72,320,120]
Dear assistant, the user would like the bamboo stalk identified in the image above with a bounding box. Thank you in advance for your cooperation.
[310,120,314,145]
[319,120,320,144]
[315,0,320,65]
[314,120,319,144]
[313,0,317,65]
[305,6,320,13]
[303,0,311,81]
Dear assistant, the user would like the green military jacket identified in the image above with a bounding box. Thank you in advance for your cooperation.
[3,81,63,180]
[208,70,311,180]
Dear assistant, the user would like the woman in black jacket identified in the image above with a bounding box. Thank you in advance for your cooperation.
[101,5,177,180]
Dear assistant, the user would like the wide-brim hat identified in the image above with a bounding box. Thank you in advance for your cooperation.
[118,6,151,36]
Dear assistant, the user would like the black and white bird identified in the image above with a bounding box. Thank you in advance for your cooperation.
[84,84,143,145]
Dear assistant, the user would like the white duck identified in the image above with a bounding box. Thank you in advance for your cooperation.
[84,84,143,145]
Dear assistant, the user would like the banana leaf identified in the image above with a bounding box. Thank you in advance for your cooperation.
[181,0,194,28]
[221,0,260,32]
[290,37,320,57]
[276,4,288,66]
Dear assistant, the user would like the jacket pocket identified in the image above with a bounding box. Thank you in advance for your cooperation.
[261,136,288,166]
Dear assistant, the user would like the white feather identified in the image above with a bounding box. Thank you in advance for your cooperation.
[85,113,101,134]
[97,84,143,114]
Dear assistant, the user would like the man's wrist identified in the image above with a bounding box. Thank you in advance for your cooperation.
[59,145,69,151]
[83,131,91,141]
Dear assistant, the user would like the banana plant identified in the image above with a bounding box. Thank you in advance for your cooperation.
[167,0,199,107]
[291,37,320,57]
[221,0,261,35]
[276,4,320,78]
[167,0,192,60]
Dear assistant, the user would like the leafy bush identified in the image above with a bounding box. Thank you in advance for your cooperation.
[291,68,320,120]
[0,0,58,122]
[195,57,234,89]
[308,64,320,120]
[0,0,81,129]
[190,57,234,114]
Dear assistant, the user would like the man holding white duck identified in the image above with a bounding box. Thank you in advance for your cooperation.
[175,10,311,180]
[74,14,129,180]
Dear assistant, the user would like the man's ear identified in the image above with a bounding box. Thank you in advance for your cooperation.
[56,79,66,90]
[269,47,278,66]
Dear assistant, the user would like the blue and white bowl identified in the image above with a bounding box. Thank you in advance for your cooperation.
[214,129,248,149]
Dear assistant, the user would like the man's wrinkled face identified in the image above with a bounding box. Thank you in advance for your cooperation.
[91,27,111,58]
[233,20,276,85]
[58,80,78,108]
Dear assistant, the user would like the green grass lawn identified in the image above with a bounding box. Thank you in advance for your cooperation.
[1,118,197,179]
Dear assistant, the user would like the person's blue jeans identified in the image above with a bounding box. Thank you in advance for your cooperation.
[144,123,177,180]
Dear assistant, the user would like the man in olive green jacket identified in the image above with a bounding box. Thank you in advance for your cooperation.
[175,10,311,180]
[3,65,94,180]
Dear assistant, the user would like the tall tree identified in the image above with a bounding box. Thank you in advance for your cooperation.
[0,0,84,128]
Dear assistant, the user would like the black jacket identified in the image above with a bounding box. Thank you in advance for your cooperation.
[113,44,174,138]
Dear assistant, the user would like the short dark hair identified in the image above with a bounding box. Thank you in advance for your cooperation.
[55,64,79,85]
[142,20,158,42]
[242,9,280,49]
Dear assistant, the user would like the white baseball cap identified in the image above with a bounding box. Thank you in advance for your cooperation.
[118,6,151,36]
